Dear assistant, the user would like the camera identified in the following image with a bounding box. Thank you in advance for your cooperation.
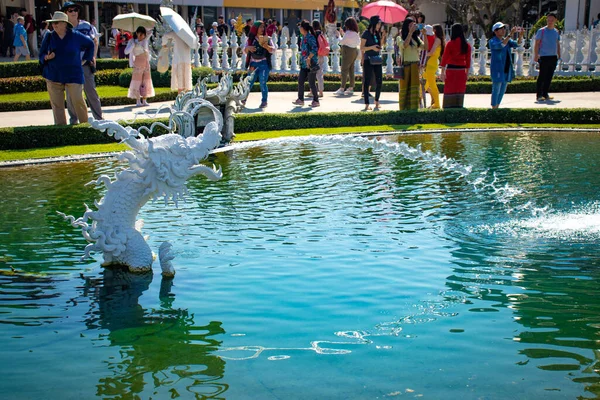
[417,23,424,30]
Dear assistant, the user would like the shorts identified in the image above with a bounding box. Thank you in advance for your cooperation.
[16,46,30,56]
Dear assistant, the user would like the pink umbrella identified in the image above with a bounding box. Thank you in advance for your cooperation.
[361,0,408,24]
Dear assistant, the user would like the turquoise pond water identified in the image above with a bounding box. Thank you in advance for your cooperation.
[1,131,600,399]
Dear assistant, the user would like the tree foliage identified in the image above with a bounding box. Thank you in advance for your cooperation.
[432,0,521,37]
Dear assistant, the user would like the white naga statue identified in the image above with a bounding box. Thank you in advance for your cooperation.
[59,99,224,278]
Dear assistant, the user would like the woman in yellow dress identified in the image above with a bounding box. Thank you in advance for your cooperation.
[423,24,445,109]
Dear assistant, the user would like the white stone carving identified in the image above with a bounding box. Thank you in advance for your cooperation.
[59,99,224,276]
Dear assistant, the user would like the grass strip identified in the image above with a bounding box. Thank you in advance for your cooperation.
[2,123,599,163]
[0,86,174,103]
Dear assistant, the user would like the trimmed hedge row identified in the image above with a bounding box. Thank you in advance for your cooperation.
[1,108,598,150]
[0,69,124,94]
[0,59,129,78]
[234,108,600,133]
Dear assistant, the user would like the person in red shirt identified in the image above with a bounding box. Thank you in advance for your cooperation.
[20,8,36,57]
[265,19,277,37]
[439,23,471,108]
[116,29,132,59]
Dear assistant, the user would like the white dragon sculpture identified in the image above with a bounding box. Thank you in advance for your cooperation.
[59,99,224,278]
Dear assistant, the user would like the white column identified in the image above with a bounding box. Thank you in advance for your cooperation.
[146,4,149,15]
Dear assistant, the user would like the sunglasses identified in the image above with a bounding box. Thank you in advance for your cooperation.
[66,8,78,13]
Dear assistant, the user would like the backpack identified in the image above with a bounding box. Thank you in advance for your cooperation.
[317,33,330,56]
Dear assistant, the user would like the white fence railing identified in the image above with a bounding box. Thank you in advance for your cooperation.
[195,26,600,77]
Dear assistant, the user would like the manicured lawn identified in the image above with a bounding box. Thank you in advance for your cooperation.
[0,86,174,103]
[2,123,600,163]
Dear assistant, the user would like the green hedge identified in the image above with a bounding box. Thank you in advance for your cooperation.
[1,108,598,150]
[0,58,129,79]
[233,108,600,133]
[0,118,170,150]
[0,69,123,94]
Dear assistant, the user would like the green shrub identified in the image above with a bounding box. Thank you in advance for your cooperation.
[118,66,215,87]
[1,108,598,151]
[0,58,129,79]
[0,118,170,150]
[234,108,600,133]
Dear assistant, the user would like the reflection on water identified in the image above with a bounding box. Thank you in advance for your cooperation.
[80,268,227,399]
[1,131,600,398]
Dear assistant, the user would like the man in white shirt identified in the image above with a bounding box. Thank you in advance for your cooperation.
[63,1,103,123]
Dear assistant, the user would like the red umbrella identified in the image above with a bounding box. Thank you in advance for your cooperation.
[361,0,408,24]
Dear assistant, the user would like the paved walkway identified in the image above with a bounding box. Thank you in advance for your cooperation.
[0,91,599,129]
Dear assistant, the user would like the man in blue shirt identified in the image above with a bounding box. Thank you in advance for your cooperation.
[62,1,103,124]
[12,16,30,61]
[533,12,561,102]
[39,11,94,125]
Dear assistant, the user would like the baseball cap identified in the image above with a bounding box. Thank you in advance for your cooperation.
[212,21,218,27]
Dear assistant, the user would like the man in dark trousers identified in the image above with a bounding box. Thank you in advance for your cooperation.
[533,12,561,102]
[63,1,103,123]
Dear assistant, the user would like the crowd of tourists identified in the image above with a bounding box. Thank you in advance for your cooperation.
[0,3,564,125]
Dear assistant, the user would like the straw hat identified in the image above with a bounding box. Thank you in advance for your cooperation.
[46,11,73,27]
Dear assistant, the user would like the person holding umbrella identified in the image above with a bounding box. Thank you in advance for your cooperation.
[160,7,196,94]
[125,26,155,106]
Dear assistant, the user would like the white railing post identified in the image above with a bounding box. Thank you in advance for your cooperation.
[230,32,239,70]
[330,34,341,73]
[467,33,475,76]
[271,32,279,71]
[221,32,230,70]
[290,33,299,72]
[211,31,220,70]
[201,32,210,67]
[478,33,487,76]
[280,33,289,72]
[385,34,394,75]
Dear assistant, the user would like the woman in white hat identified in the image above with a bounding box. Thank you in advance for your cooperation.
[39,11,95,125]
[489,22,523,108]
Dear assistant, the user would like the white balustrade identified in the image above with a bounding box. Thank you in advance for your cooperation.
[290,33,299,72]
[230,32,239,70]
[385,34,394,75]
[192,28,599,78]
[330,35,341,73]
[211,32,220,69]
[221,32,230,70]
[478,33,487,76]
[201,32,210,67]
[467,33,476,76]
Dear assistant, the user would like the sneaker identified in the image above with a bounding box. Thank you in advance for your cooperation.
[259,101,268,108]
[344,88,354,96]
[292,99,304,106]
[136,100,143,107]
[142,100,149,106]
[311,101,320,107]
[536,96,545,102]
[334,88,345,95]
[544,95,554,100]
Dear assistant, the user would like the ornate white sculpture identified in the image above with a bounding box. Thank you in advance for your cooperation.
[59,100,224,277]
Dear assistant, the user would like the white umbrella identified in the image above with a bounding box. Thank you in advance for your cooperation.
[160,6,197,49]
[112,12,156,33]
